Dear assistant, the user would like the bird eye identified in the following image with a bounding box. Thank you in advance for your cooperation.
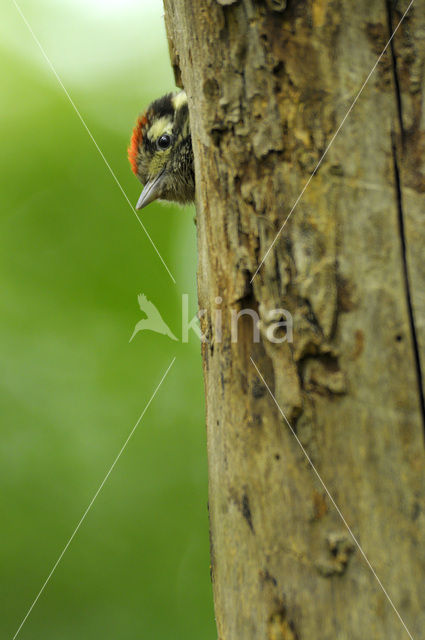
[157,134,171,150]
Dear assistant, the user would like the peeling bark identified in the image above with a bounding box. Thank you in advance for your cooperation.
[163,1,425,638]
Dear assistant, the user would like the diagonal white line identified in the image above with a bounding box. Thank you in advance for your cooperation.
[250,0,415,283]
[11,357,176,640]
[12,0,176,285]
[250,357,414,640]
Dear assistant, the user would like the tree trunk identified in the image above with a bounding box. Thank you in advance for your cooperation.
[163,1,425,638]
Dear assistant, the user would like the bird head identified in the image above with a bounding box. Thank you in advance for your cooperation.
[128,91,194,210]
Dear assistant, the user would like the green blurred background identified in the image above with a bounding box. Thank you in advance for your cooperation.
[1,1,215,638]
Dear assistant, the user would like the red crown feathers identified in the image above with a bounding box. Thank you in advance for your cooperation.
[128,113,148,175]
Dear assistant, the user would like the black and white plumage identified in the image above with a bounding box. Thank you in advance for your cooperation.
[128,91,194,210]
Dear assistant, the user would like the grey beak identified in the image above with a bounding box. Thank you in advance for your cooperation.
[135,170,166,210]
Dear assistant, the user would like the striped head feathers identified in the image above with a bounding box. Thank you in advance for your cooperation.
[128,91,194,210]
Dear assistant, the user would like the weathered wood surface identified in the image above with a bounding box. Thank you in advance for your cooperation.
[163,1,425,638]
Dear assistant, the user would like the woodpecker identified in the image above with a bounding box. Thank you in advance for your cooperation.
[128,91,194,210]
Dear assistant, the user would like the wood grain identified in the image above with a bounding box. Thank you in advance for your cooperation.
[163,1,425,637]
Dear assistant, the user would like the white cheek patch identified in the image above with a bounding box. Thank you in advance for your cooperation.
[182,119,190,138]
[172,91,188,111]
[147,116,173,141]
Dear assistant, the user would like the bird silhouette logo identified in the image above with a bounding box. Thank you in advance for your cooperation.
[129,294,178,343]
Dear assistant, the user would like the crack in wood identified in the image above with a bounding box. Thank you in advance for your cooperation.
[387,0,425,441]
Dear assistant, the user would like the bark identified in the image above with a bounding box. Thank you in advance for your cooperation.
[163,1,425,638]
